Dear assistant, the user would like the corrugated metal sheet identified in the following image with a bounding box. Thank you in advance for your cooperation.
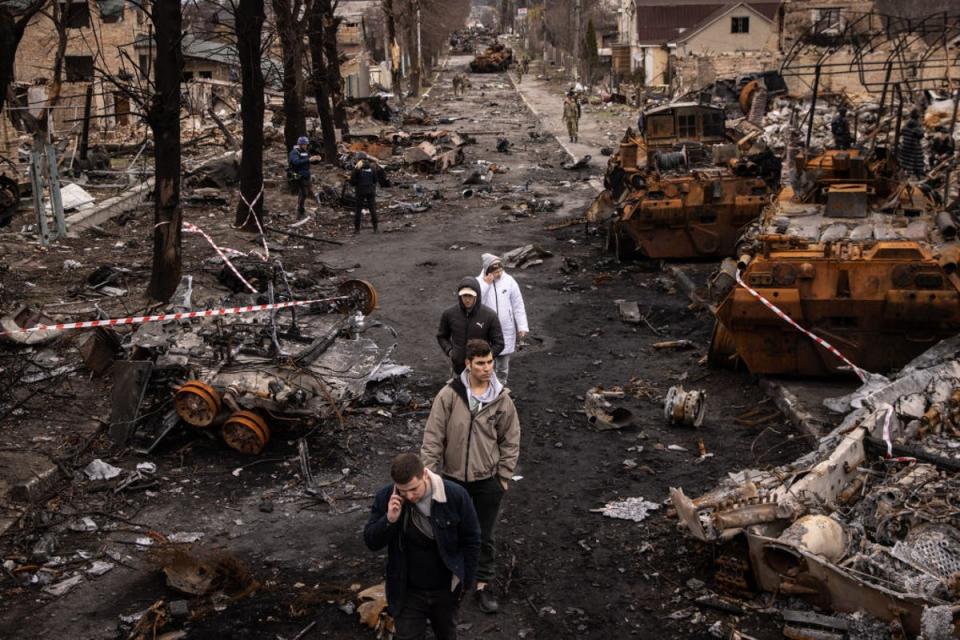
[635,2,781,44]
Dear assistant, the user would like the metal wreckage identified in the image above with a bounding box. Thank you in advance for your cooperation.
[671,338,960,638]
[101,274,399,456]
[705,11,960,377]
[664,11,960,639]
[587,101,783,261]
[469,43,513,73]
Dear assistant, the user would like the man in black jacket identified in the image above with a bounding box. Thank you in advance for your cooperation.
[349,155,390,232]
[437,277,505,375]
[364,453,480,640]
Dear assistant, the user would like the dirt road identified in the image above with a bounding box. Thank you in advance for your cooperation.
[0,56,804,639]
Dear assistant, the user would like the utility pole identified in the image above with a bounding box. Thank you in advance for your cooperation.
[574,0,581,82]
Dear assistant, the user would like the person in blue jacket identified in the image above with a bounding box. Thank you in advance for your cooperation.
[288,135,313,219]
[365,453,480,640]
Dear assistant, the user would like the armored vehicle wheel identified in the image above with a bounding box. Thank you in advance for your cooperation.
[174,381,221,427]
[336,279,378,315]
[222,411,271,455]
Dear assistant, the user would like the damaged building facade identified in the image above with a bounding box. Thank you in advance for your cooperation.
[11,0,148,133]
[615,0,780,93]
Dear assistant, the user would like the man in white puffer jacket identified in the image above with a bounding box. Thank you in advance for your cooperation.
[477,253,529,385]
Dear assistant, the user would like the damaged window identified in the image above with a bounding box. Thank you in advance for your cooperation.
[97,0,124,23]
[731,16,749,33]
[646,114,674,139]
[65,55,94,82]
[703,111,724,137]
[677,113,696,138]
[814,8,842,33]
[61,1,91,28]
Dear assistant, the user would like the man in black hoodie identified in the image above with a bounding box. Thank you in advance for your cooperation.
[437,277,505,374]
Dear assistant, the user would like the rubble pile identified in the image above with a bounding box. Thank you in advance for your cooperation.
[754,96,960,155]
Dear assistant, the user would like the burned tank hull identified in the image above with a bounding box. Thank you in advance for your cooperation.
[470,44,513,73]
[591,102,778,260]
[709,149,960,376]
[611,172,769,259]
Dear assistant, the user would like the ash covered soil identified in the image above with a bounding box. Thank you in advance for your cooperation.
[0,57,812,639]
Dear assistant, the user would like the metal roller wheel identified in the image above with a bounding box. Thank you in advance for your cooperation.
[174,380,222,427]
[336,279,378,315]
[222,410,270,455]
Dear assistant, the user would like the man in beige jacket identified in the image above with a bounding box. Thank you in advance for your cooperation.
[421,338,521,615]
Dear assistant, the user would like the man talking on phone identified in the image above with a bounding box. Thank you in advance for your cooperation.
[364,453,480,640]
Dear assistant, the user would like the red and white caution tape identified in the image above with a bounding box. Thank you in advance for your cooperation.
[235,186,270,263]
[0,298,339,337]
[735,270,869,382]
[183,221,258,294]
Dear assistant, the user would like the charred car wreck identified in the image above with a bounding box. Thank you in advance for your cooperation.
[588,102,781,261]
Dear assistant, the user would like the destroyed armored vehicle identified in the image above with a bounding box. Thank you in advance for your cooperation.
[111,280,403,456]
[469,43,513,73]
[708,148,960,376]
[588,102,781,260]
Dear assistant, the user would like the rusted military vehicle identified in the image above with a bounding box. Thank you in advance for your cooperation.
[708,148,960,376]
[588,102,781,260]
[469,43,513,73]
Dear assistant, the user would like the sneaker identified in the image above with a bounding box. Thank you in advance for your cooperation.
[474,587,499,614]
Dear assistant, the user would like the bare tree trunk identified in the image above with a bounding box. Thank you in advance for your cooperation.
[308,4,338,163]
[404,0,420,97]
[317,0,348,134]
[272,0,308,152]
[234,0,266,231]
[146,0,184,302]
[383,0,403,105]
[0,1,48,116]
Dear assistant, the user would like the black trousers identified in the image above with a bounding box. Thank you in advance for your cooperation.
[355,191,377,230]
[449,476,504,583]
[296,175,310,216]
[395,587,460,640]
